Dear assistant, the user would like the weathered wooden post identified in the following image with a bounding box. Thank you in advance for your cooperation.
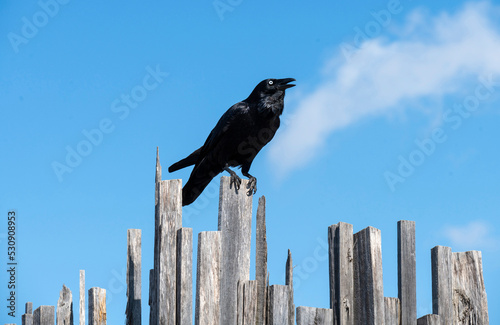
[33,306,55,325]
[296,306,334,324]
[268,285,290,325]
[126,229,141,325]
[328,222,354,325]
[22,302,33,325]
[255,196,268,325]
[431,246,452,325]
[451,251,489,324]
[237,280,258,325]
[80,270,85,325]
[195,231,221,325]
[88,288,106,325]
[353,226,384,325]
[417,314,440,325]
[218,176,252,325]
[285,249,295,325]
[398,220,416,325]
[152,148,182,325]
[176,227,193,325]
[384,297,401,325]
[57,285,73,325]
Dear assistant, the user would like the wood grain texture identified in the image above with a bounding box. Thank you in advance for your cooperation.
[329,222,354,325]
[431,246,452,325]
[398,220,416,325]
[218,176,252,325]
[88,288,106,325]
[255,196,268,325]
[417,314,440,325]
[285,250,294,325]
[195,231,221,325]
[57,285,73,325]
[237,280,258,325]
[296,306,334,325]
[126,229,141,325]
[80,270,85,325]
[34,306,55,325]
[22,302,34,325]
[268,285,290,325]
[452,251,489,324]
[384,297,401,325]
[176,227,193,325]
[353,226,384,325]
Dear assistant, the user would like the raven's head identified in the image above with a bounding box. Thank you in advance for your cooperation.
[247,78,295,115]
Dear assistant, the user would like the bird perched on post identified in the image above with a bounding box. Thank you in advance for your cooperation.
[169,78,296,206]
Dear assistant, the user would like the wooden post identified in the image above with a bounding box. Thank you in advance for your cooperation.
[33,306,55,325]
[126,229,142,325]
[398,220,416,325]
[151,148,161,325]
[80,270,85,325]
[451,251,489,324]
[328,222,354,325]
[417,314,440,325]
[195,231,221,325]
[149,269,155,325]
[384,297,401,325]
[22,302,34,325]
[353,226,384,325]
[296,306,334,324]
[237,280,258,325]
[431,246,452,325]
[153,177,182,325]
[57,285,73,325]
[177,227,193,325]
[268,285,290,325]
[218,176,252,325]
[256,196,268,325]
[88,288,106,325]
[285,250,294,325]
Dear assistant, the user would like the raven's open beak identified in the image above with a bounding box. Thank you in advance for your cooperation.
[277,78,296,90]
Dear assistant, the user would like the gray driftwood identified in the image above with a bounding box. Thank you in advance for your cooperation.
[328,221,354,325]
[80,270,85,325]
[398,220,417,325]
[23,302,34,325]
[296,306,334,324]
[177,227,193,325]
[57,285,73,325]
[353,226,384,325]
[255,196,268,325]
[218,176,252,325]
[268,285,290,325]
[195,231,221,325]
[431,246,452,325]
[417,314,440,325]
[285,249,294,325]
[384,297,401,325]
[34,306,55,325]
[88,287,106,325]
[126,229,141,325]
[237,280,258,325]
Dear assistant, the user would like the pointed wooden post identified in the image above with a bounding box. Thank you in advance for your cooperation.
[195,231,221,325]
[218,176,252,325]
[398,220,416,325]
[329,222,354,325]
[152,148,182,325]
[88,288,106,325]
[353,226,384,325]
[285,250,294,325]
[431,246,452,325]
[80,270,85,325]
[126,229,141,325]
[256,196,268,325]
[57,285,73,325]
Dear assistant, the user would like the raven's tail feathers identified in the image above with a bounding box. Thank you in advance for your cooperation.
[182,165,218,206]
[168,148,202,173]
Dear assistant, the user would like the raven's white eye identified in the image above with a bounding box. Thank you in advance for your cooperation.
[268,80,273,85]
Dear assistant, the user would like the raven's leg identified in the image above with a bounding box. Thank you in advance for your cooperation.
[223,165,242,190]
[241,166,257,196]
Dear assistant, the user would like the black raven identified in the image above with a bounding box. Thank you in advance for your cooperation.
[169,78,295,206]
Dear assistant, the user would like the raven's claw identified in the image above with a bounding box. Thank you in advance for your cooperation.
[229,173,242,191]
[246,177,257,196]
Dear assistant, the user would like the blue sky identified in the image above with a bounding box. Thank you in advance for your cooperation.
[1,0,500,324]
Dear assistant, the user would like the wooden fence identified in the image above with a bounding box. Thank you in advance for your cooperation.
[10,149,490,325]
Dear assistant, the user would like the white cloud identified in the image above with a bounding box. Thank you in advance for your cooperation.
[443,221,499,251]
[269,2,500,177]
